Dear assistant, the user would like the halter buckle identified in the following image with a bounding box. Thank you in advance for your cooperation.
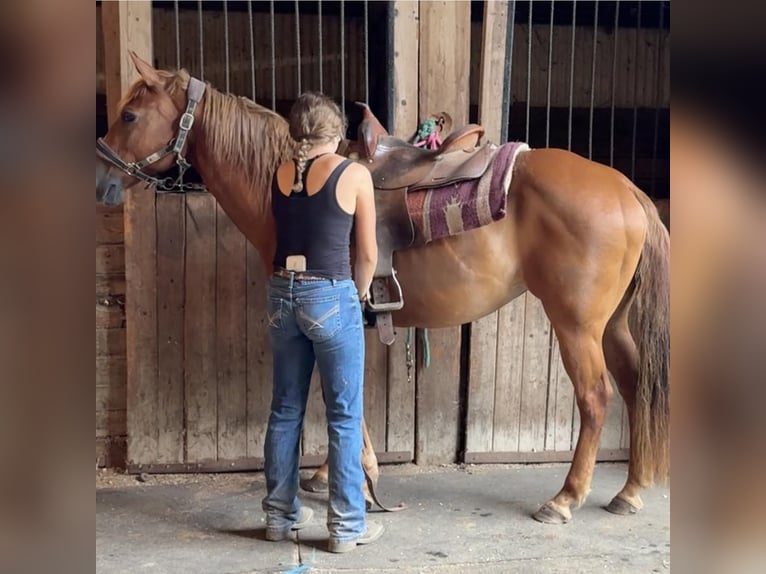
[179,112,195,131]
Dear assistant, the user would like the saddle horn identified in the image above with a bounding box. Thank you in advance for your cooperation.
[355,101,389,159]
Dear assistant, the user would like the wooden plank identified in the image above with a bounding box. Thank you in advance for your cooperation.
[96,410,127,438]
[102,0,155,467]
[96,301,125,329]
[96,203,125,244]
[363,331,388,455]
[414,0,471,466]
[96,436,127,468]
[391,1,420,138]
[101,0,153,123]
[415,327,462,464]
[465,448,629,465]
[545,333,575,452]
[383,0,419,460]
[156,194,185,463]
[465,314,498,454]
[465,0,509,455]
[95,244,125,276]
[124,187,158,466]
[386,329,415,455]
[97,383,127,413]
[246,243,272,458]
[517,295,552,453]
[96,327,126,357]
[126,451,411,475]
[184,194,218,462]
[215,205,248,460]
[491,298,526,451]
[96,275,126,297]
[96,356,127,388]
[418,0,471,127]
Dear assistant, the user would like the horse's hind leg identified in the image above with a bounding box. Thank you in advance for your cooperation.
[533,321,614,524]
[602,294,645,515]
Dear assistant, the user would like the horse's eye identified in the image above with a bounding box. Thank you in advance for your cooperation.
[121,110,137,123]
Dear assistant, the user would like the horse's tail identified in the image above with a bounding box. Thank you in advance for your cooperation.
[630,189,670,486]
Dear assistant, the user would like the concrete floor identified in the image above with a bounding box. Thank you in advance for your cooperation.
[96,462,670,574]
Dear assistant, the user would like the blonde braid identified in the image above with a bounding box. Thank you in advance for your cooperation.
[291,138,313,193]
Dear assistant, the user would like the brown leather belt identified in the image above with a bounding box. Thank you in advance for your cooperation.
[272,268,329,281]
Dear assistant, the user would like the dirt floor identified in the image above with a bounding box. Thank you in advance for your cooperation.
[96,462,670,573]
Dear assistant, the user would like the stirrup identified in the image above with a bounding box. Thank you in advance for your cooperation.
[367,270,404,312]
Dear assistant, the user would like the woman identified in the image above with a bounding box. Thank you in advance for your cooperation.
[261,92,383,554]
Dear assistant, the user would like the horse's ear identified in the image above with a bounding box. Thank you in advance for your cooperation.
[129,50,162,89]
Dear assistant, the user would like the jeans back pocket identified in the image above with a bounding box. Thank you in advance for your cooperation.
[296,295,342,343]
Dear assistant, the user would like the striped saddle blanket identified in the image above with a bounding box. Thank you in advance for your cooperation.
[405,141,529,244]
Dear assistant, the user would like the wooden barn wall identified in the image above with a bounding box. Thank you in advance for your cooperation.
[96,1,668,469]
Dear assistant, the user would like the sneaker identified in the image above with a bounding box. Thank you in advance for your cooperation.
[265,506,314,541]
[327,521,385,553]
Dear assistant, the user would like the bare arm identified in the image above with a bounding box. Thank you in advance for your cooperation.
[352,166,378,301]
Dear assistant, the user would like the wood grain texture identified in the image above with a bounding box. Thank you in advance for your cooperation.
[124,187,158,466]
[517,295,552,453]
[386,330,415,455]
[363,331,388,455]
[246,243,272,458]
[465,0,509,456]
[414,0,471,466]
[156,194,185,463]
[184,194,217,462]
[215,205,248,460]
[391,0,420,138]
[492,299,526,451]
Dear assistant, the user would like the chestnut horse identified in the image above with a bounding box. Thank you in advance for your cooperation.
[96,54,669,524]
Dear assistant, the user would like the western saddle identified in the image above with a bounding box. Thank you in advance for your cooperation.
[350,103,497,345]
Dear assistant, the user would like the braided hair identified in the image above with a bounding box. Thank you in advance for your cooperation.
[287,92,348,193]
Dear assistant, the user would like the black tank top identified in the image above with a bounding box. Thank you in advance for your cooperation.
[272,157,355,280]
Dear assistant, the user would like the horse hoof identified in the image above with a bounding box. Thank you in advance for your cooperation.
[532,502,571,524]
[300,477,329,493]
[605,496,640,516]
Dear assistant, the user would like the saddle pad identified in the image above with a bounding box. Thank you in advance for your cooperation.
[406,141,529,244]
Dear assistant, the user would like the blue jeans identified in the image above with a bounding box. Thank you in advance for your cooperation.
[262,274,367,541]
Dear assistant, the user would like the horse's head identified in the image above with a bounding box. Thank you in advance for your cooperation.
[96,52,201,206]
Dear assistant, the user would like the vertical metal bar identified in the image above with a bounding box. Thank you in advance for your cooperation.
[588,0,599,160]
[248,1,256,100]
[197,0,205,81]
[270,0,276,110]
[385,1,395,132]
[174,0,181,70]
[318,1,324,93]
[567,0,577,151]
[610,0,619,167]
[224,0,230,93]
[364,0,369,104]
[525,0,532,143]
[340,0,346,112]
[651,2,665,195]
[295,0,302,96]
[500,0,517,143]
[545,0,554,147]
[631,1,642,181]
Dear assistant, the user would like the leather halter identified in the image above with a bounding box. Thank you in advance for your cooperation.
[96,76,208,193]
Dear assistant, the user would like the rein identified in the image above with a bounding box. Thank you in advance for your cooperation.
[96,76,209,194]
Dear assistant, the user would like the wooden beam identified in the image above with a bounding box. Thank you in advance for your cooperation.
[465,0,509,456]
[390,1,420,139]
[415,0,471,465]
[101,1,156,467]
[385,0,420,461]
[101,1,153,123]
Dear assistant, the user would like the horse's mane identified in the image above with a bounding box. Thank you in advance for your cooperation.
[120,69,294,215]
